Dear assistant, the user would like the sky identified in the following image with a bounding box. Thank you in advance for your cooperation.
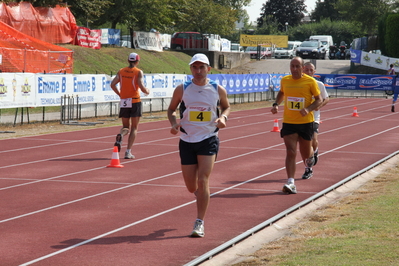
[245,0,317,23]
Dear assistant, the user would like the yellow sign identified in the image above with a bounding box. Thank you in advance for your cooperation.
[240,35,288,48]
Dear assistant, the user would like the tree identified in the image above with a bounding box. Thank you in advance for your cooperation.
[257,0,306,32]
[311,0,342,22]
[175,0,238,35]
[335,0,391,35]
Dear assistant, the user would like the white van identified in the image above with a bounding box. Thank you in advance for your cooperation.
[309,35,333,53]
[274,41,302,59]
[231,43,244,52]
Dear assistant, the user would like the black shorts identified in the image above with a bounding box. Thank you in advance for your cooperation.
[280,122,314,141]
[313,122,320,134]
[179,135,219,165]
[119,102,142,118]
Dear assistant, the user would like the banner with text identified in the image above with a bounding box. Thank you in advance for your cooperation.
[317,74,396,91]
[1,72,397,109]
[74,27,102,49]
[240,35,288,48]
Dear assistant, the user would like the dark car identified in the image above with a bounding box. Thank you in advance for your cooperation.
[296,40,326,59]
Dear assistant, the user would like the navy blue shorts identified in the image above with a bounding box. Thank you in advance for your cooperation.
[119,102,142,118]
[280,122,314,141]
[179,136,219,165]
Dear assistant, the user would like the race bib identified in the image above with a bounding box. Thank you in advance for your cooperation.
[287,96,305,111]
[189,110,212,122]
[120,98,132,108]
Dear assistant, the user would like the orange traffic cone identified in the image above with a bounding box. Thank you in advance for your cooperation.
[271,119,280,132]
[107,146,124,168]
[352,107,359,117]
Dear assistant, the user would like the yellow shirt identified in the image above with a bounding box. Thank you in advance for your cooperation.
[280,74,320,124]
[118,66,141,103]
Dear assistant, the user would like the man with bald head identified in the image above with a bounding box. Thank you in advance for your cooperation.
[271,57,322,194]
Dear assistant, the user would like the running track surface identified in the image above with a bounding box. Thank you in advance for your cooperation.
[1,98,398,266]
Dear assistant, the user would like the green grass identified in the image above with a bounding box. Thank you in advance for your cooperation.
[61,44,222,75]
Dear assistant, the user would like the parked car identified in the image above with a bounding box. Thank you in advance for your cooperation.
[170,32,208,50]
[231,43,244,52]
[245,46,271,59]
[296,40,326,59]
[274,41,302,59]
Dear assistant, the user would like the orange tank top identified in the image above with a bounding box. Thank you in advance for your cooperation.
[118,66,141,103]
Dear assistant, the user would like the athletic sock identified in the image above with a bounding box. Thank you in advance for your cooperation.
[126,149,131,153]
[288,177,295,184]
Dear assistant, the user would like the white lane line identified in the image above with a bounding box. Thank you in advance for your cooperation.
[19,124,399,265]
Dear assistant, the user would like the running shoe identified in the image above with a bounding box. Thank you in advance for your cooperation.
[302,168,313,179]
[191,220,205,237]
[392,105,395,112]
[305,156,315,168]
[282,183,297,194]
[124,151,135,159]
[114,134,122,152]
[313,150,319,166]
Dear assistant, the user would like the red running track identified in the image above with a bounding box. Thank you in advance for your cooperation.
[0,98,398,266]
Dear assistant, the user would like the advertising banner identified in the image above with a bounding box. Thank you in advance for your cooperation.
[133,31,163,52]
[142,74,186,98]
[207,73,272,94]
[0,73,36,108]
[101,29,121,45]
[240,35,288,48]
[318,74,395,91]
[74,27,102,49]
[1,72,397,109]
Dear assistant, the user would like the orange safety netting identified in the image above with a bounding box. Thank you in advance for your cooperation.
[0,2,77,44]
[0,2,75,74]
[0,20,74,73]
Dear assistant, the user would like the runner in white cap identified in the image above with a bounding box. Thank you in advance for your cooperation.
[111,52,150,159]
[167,53,230,237]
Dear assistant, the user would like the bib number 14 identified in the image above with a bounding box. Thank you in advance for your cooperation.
[287,97,304,111]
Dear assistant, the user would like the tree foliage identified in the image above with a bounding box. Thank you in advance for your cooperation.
[289,19,364,45]
[175,0,238,35]
[257,0,306,32]
[335,0,391,35]
[311,0,342,22]
[384,13,399,57]
[0,0,247,36]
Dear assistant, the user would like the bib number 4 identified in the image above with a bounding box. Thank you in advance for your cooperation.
[189,111,211,122]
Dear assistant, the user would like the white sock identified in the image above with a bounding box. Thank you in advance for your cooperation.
[288,178,295,184]
[126,149,131,153]
[196,219,204,225]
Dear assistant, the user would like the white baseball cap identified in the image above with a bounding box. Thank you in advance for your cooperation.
[189,53,209,65]
[128,53,140,62]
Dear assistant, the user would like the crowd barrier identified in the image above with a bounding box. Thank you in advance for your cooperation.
[0,72,397,125]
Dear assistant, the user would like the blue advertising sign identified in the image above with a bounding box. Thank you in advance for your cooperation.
[350,49,362,64]
[207,73,271,94]
[318,74,396,91]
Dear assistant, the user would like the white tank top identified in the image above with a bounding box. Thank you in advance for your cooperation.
[314,80,329,123]
[179,79,220,143]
